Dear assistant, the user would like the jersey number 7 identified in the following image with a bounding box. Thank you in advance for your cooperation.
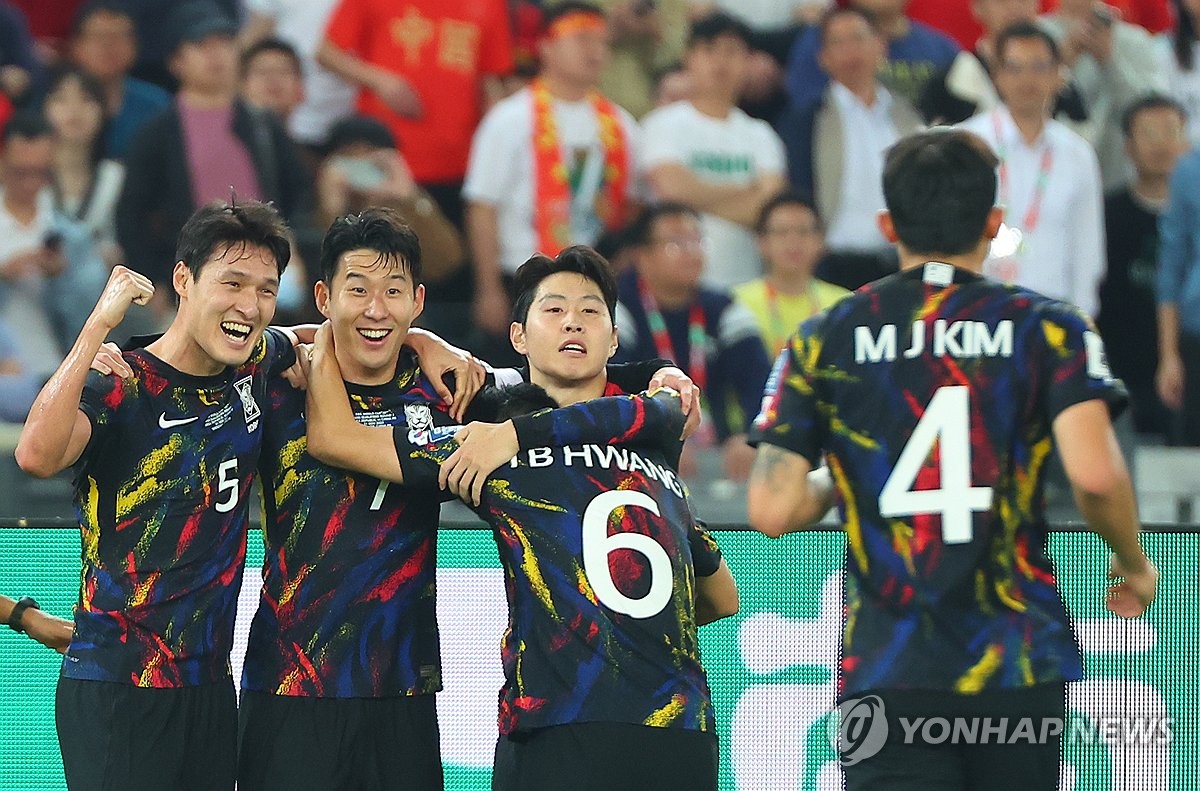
[878,386,993,544]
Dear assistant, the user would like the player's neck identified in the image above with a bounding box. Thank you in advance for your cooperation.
[530,373,608,406]
[147,325,225,377]
[335,349,396,387]
[897,240,988,275]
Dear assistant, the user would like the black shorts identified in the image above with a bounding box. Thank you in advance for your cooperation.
[842,682,1066,791]
[491,722,718,791]
[237,689,443,791]
[56,676,237,791]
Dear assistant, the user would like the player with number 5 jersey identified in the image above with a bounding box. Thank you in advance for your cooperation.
[16,201,296,791]
[748,130,1158,791]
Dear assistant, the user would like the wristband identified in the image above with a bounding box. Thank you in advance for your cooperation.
[8,596,39,635]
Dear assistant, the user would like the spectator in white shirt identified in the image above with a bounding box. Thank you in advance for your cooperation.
[463,2,640,356]
[640,12,787,290]
[960,22,1105,316]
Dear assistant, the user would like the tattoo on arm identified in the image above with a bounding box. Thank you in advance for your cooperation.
[750,445,796,489]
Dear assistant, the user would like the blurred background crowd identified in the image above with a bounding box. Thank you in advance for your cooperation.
[2,0,1200,486]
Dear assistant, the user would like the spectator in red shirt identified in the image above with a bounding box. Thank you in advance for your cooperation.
[317,0,516,228]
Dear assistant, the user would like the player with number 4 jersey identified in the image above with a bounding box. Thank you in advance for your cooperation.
[748,130,1157,791]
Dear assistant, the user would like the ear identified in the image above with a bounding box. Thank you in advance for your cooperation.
[510,321,527,356]
[877,211,899,244]
[412,283,425,321]
[314,279,330,319]
[172,261,191,302]
[984,206,1004,240]
[608,325,618,360]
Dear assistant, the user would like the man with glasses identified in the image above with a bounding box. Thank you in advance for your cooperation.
[614,203,771,481]
[960,22,1104,316]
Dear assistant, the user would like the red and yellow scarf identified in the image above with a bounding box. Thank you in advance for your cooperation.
[531,77,631,256]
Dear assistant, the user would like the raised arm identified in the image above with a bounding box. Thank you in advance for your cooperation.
[15,266,153,478]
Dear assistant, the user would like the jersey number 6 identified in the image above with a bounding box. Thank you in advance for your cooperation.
[582,490,673,619]
[878,385,993,544]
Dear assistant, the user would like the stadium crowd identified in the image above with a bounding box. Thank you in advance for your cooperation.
[2,0,1200,460]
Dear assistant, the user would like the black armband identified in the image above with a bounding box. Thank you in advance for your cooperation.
[8,596,40,635]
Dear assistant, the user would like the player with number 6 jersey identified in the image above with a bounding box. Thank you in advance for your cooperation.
[305,246,738,791]
[748,130,1157,790]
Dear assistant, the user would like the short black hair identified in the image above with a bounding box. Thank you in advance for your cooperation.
[2,111,53,145]
[755,190,822,235]
[542,1,605,28]
[465,382,560,422]
[70,0,133,38]
[687,11,752,49]
[175,200,293,280]
[626,202,701,247]
[511,245,618,324]
[818,5,878,47]
[319,207,422,287]
[241,36,302,79]
[994,21,1062,65]
[1121,93,1188,136]
[882,129,998,256]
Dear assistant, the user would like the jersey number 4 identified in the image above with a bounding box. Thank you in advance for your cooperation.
[878,386,993,544]
[582,490,673,619]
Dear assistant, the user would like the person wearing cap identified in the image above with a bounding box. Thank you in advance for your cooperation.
[463,2,640,363]
[116,0,313,293]
[316,115,465,288]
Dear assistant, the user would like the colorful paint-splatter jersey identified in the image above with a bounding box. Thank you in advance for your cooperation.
[751,264,1125,697]
[396,390,720,734]
[242,348,453,698]
[67,328,294,687]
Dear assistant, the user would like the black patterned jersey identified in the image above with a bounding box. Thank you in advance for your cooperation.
[396,390,721,734]
[752,264,1125,697]
[66,328,294,687]
[242,348,452,698]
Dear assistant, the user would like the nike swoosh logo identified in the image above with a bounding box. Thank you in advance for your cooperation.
[159,413,200,429]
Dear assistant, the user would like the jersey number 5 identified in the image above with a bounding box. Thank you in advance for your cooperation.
[582,490,673,619]
[215,459,239,513]
[878,386,993,544]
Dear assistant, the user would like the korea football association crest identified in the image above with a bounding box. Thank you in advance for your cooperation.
[234,376,261,432]
[405,403,460,446]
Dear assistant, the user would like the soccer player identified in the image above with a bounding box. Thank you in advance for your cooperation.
[746,129,1159,789]
[235,210,697,790]
[15,201,295,791]
[304,246,737,791]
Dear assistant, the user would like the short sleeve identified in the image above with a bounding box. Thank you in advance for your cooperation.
[392,425,456,491]
[324,0,367,52]
[263,327,297,377]
[688,520,723,578]
[76,369,124,467]
[747,319,825,465]
[1039,303,1128,422]
[638,107,687,170]
[463,99,521,205]
[750,120,786,177]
